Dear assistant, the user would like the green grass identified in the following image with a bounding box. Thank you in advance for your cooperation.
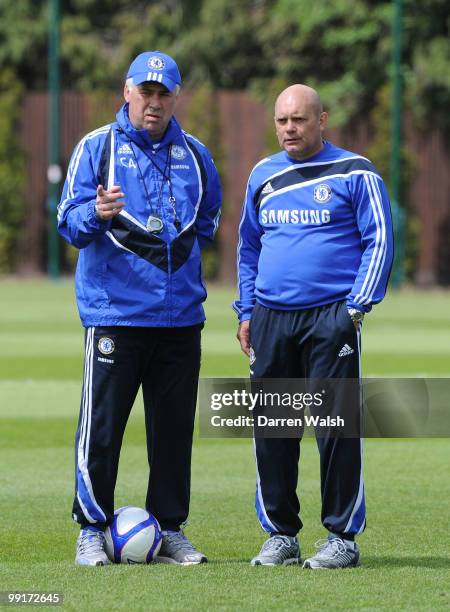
[1,279,450,610]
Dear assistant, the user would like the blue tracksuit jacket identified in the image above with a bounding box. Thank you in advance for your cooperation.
[233,141,393,321]
[58,104,222,327]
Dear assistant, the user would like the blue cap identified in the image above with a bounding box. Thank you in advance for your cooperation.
[126,51,182,91]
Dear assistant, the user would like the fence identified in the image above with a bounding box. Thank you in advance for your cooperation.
[18,91,450,285]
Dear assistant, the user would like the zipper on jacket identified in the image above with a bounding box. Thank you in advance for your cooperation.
[147,160,173,325]
[159,166,173,326]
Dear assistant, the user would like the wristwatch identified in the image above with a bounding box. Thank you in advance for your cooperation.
[347,308,365,323]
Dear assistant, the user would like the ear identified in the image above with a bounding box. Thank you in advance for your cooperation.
[319,111,328,132]
[124,83,132,103]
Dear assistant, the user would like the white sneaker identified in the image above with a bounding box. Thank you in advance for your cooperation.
[154,530,207,565]
[75,528,109,566]
[251,535,300,566]
[303,536,360,569]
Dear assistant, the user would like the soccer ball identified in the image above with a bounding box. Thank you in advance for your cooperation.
[105,506,162,564]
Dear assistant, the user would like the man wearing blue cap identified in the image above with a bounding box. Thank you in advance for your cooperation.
[58,51,222,566]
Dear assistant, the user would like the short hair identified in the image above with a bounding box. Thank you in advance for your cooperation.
[125,77,180,96]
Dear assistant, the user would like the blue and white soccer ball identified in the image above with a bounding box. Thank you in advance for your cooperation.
[105,506,162,564]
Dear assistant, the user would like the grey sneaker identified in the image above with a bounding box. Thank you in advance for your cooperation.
[75,528,109,566]
[303,536,360,569]
[154,530,207,565]
[251,535,300,566]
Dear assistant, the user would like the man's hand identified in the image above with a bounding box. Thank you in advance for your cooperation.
[95,184,125,220]
[237,320,251,356]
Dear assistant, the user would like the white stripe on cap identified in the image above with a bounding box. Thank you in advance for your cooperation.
[145,71,164,84]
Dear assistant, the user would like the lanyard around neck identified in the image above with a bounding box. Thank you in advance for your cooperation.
[128,141,180,231]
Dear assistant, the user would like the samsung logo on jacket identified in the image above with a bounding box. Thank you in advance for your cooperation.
[261,208,331,225]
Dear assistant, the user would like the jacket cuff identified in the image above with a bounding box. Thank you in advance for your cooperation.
[87,200,111,230]
[346,300,371,314]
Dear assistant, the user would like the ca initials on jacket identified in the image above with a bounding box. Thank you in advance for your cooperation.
[120,157,137,169]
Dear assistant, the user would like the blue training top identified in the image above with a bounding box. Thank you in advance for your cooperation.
[58,104,222,328]
[233,141,394,322]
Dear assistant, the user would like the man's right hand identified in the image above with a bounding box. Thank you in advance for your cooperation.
[95,184,125,220]
[237,320,251,356]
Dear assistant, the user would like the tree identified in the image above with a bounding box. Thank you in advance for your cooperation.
[0,0,448,276]
[0,69,25,271]
[1,0,447,128]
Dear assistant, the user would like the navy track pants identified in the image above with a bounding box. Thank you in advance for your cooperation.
[72,324,202,531]
[249,301,365,537]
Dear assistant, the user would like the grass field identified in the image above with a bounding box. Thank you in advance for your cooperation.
[1,279,450,610]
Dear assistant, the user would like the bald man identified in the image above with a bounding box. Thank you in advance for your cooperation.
[233,85,393,568]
